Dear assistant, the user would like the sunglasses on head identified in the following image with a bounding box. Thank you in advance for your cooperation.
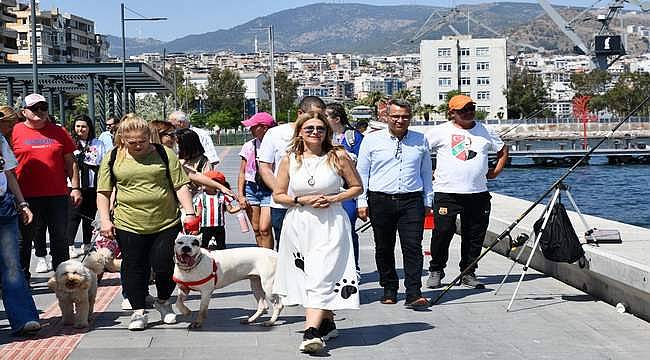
[302,125,326,134]
[28,104,48,112]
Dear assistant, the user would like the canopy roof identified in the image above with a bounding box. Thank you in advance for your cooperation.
[0,62,172,94]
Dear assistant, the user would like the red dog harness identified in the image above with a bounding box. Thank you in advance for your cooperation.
[173,258,219,293]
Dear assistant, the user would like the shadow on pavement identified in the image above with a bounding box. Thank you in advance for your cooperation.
[325,322,434,350]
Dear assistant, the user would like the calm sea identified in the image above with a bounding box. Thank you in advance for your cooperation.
[488,164,650,229]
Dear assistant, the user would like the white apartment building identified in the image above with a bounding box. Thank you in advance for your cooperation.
[0,0,18,63]
[421,35,507,119]
[241,71,269,103]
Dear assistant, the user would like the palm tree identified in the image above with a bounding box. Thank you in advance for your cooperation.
[360,91,386,118]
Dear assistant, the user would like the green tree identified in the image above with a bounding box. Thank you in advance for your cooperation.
[165,66,199,113]
[604,72,650,117]
[393,89,419,106]
[570,69,611,113]
[204,110,235,129]
[259,70,299,123]
[204,68,246,128]
[435,89,462,116]
[504,68,550,119]
[359,91,386,117]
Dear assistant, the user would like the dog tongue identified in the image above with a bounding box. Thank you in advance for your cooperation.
[178,254,195,266]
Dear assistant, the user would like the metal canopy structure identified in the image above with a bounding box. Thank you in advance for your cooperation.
[0,62,172,131]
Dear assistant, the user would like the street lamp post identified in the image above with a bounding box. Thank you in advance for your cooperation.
[121,3,166,115]
[252,26,276,120]
[30,0,38,93]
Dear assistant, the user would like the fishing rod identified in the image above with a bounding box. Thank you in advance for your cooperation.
[497,104,554,138]
[430,94,650,306]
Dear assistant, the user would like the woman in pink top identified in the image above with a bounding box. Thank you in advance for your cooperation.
[237,112,275,249]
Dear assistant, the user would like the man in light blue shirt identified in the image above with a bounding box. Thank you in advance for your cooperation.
[97,115,117,152]
[356,99,433,309]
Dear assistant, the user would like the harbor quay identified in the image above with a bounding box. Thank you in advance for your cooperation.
[0,146,648,360]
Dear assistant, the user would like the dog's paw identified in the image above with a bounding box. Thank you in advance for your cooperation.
[293,252,305,271]
[333,278,358,299]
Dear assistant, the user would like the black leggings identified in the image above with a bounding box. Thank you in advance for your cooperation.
[115,223,181,309]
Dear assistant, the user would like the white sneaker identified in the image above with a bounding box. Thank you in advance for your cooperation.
[69,246,79,258]
[154,299,177,324]
[35,257,49,273]
[128,310,147,331]
[121,298,132,310]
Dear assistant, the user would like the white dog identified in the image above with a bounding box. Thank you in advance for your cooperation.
[83,247,122,282]
[173,234,283,328]
[47,260,98,328]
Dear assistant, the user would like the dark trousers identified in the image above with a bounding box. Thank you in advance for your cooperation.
[342,198,360,269]
[115,223,180,309]
[67,189,98,246]
[33,221,47,258]
[368,191,425,300]
[201,226,225,250]
[19,196,70,280]
[429,192,492,273]
[270,207,288,251]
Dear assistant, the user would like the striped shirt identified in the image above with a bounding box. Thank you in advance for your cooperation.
[194,192,232,227]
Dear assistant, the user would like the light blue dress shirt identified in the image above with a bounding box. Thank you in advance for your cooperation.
[356,129,433,208]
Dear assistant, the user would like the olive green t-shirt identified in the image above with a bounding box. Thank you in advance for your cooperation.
[97,146,190,234]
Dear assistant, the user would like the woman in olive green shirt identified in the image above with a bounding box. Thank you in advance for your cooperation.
[97,114,195,331]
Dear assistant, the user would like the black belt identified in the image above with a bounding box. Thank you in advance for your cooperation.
[368,191,422,200]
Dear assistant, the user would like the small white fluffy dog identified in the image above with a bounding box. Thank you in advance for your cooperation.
[173,234,283,328]
[47,260,98,328]
[83,247,121,282]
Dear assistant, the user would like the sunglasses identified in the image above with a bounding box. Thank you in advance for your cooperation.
[160,131,176,138]
[28,104,48,112]
[457,105,475,114]
[302,125,326,134]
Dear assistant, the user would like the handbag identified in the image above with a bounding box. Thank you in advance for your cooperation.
[252,140,271,193]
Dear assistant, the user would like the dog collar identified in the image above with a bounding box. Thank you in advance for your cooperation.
[173,258,218,292]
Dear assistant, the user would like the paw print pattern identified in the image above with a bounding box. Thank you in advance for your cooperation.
[333,279,358,299]
[293,252,305,271]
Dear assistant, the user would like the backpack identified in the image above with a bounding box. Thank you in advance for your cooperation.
[534,198,585,263]
[108,143,177,199]
[344,128,357,147]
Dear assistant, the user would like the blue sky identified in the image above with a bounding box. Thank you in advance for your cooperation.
[37,1,610,41]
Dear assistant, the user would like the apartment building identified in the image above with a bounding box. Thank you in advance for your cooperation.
[353,75,405,99]
[421,35,507,119]
[0,0,18,63]
[7,2,107,63]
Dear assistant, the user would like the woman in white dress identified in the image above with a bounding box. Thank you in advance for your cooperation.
[273,111,363,354]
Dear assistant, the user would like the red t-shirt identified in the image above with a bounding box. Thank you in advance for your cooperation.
[11,122,76,198]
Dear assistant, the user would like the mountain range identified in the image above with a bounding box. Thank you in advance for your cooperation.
[107,2,650,57]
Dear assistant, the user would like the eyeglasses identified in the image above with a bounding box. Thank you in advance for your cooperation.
[389,114,411,121]
[27,104,48,112]
[302,126,326,134]
[160,131,176,138]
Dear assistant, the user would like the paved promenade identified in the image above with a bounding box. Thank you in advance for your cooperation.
[1,146,649,359]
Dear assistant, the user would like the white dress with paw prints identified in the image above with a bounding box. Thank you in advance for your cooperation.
[273,153,360,310]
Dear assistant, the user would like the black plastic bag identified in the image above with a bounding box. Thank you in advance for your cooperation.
[533,200,584,263]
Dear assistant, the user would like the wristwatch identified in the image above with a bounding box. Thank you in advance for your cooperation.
[293,196,302,206]
[18,201,29,209]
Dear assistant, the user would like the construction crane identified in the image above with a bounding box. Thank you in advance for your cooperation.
[409,7,544,53]
[538,0,650,69]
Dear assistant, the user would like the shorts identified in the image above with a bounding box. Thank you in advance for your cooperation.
[244,181,272,207]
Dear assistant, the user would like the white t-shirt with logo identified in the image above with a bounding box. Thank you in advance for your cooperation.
[425,121,504,194]
[0,136,18,197]
[258,123,295,208]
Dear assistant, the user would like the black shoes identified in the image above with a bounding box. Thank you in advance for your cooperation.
[299,327,324,353]
[319,318,338,341]
[461,273,485,289]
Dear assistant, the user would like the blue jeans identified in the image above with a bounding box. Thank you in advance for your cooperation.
[270,207,288,251]
[0,215,39,334]
[342,198,360,269]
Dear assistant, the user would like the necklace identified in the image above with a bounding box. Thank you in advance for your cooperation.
[302,156,320,186]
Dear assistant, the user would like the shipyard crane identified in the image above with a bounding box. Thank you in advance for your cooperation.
[537,0,650,69]
[409,7,545,53]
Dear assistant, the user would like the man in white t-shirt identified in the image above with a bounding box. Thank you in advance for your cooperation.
[424,95,508,289]
[168,111,220,166]
[258,96,326,247]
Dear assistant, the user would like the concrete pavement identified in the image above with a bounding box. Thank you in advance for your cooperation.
[1,145,649,359]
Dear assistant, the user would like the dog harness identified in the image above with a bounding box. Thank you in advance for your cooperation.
[173,258,219,293]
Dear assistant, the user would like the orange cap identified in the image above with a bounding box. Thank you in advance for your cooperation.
[204,170,226,185]
[448,95,475,111]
